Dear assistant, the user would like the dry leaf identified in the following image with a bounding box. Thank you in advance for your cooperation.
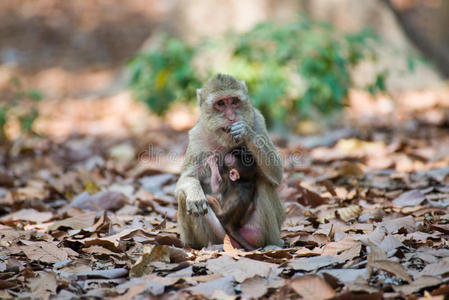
[290,276,336,300]
[337,205,362,222]
[393,276,441,294]
[240,276,269,299]
[21,241,68,264]
[188,275,235,298]
[206,256,278,282]
[290,255,342,271]
[29,272,57,300]
[130,245,170,277]
[49,212,96,231]
[1,209,53,223]
[367,244,411,282]
[392,190,426,207]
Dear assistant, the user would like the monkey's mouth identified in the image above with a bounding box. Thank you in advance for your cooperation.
[222,127,231,133]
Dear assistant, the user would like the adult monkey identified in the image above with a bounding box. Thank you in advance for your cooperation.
[175,73,284,249]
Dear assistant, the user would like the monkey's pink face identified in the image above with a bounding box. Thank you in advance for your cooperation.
[213,96,242,128]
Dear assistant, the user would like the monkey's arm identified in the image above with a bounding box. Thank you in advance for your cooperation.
[230,110,283,186]
[175,134,209,216]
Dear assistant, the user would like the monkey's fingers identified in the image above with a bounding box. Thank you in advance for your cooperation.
[230,122,247,140]
[186,198,208,216]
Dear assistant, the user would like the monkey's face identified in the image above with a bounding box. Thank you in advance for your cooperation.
[202,94,253,141]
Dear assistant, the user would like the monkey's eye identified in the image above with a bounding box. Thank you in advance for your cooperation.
[217,100,225,107]
[231,97,240,105]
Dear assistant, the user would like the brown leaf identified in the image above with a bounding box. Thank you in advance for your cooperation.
[82,245,118,256]
[20,241,68,264]
[64,191,126,212]
[290,276,336,300]
[75,268,128,279]
[323,237,362,262]
[1,209,53,223]
[392,190,426,207]
[0,280,17,289]
[337,161,364,177]
[241,276,269,299]
[291,182,328,207]
[114,283,146,300]
[290,255,342,271]
[206,256,279,282]
[378,234,403,253]
[393,275,441,294]
[29,272,57,300]
[319,269,368,284]
[48,212,96,231]
[130,245,170,277]
[337,205,362,222]
[420,260,449,277]
[188,275,235,298]
[367,244,411,282]
[380,215,415,234]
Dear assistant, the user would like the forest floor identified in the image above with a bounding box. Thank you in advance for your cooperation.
[2,1,449,299]
[0,87,449,300]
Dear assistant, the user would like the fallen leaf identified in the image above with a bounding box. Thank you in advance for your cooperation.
[49,212,96,231]
[337,205,362,222]
[188,275,235,297]
[63,191,126,212]
[319,269,368,283]
[1,209,53,223]
[130,245,170,277]
[392,190,426,207]
[240,276,269,299]
[367,244,411,282]
[420,260,449,277]
[290,255,342,271]
[206,256,279,282]
[29,272,57,300]
[21,241,68,264]
[380,216,415,234]
[290,276,336,300]
[75,268,128,279]
[393,276,441,294]
[109,143,135,163]
[337,161,364,177]
[116,277,166,296]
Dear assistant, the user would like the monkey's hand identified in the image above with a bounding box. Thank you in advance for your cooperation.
[186,193,208,216]
[229,121,255,142]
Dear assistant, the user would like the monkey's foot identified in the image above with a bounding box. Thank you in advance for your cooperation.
[206,195,222,214]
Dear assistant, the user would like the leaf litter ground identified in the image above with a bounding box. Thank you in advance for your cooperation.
[1,89,449,299]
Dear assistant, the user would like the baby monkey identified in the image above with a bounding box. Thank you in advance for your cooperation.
[206,146,257,250]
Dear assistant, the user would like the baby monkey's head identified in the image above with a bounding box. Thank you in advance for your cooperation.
[222,147,256,182]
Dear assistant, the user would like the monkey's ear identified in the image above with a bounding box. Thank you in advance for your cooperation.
[196,88,203,106]
[240,80,248,94]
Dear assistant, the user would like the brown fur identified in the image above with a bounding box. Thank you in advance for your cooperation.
[175,73,285,249]
[207,148,257,250]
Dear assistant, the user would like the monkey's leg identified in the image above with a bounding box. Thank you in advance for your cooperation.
[238,184,284,248]
[177,190,224,248]
[225,224,256,251]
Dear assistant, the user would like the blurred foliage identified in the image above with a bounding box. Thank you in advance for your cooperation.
[129,15,386,127]
[128,39,200,114]
[0,77,42,141]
